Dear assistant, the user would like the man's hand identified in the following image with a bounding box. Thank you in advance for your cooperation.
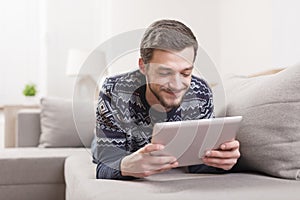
[121,144,178,178]
[202,139,240,171]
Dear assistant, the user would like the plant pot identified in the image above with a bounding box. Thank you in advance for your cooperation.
[23,96,38,105]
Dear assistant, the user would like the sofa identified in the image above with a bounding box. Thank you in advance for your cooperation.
[1,65,300,200]
[0,101,91,200]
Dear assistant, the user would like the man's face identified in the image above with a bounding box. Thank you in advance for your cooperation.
[139,47,194,111]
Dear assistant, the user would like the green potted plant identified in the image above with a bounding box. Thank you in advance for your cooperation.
[23,83,37,96]
[22,83,38,104]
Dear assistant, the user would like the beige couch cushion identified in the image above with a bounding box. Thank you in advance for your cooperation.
[65,153,300,200]
[224,64,300,180]
[0,184,65,200]
[39,97,95,148]
[0,148,88,185]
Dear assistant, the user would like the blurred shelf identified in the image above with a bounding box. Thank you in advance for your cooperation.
[3,104,39,148]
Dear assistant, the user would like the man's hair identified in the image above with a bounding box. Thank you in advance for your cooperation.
[140,19,198,64]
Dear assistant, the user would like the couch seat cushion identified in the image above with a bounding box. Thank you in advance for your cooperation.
[65,153,300,200]
[0,148,89,185]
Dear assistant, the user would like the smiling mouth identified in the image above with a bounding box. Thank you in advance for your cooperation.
[162,89,183,97]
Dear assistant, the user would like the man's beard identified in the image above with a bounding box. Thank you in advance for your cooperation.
[148,83,186,110]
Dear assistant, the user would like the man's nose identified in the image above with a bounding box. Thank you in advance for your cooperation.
[168,74,184,90]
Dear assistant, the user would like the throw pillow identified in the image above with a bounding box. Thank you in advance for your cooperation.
[39,97,95,148]
[224,64,300,180]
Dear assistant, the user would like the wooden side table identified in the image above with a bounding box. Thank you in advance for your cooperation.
[3,104,39,148]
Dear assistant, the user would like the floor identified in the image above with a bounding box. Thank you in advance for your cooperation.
[0,111,4,149]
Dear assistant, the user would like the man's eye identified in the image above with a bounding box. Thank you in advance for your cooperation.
[182,73,191,77]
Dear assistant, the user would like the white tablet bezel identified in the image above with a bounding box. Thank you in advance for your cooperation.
[151,116,243,167]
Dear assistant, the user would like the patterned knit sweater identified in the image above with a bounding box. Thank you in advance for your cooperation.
[91,69,220,179]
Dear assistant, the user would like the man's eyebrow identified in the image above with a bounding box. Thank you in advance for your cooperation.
[157,66,173,71]
[157,66,194,71]
[183,66,194,71]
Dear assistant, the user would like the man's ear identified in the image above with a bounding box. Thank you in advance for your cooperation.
[139,58,146,75]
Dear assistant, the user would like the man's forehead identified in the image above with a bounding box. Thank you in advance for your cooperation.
[172,46,194,62]
[152,46,194,64]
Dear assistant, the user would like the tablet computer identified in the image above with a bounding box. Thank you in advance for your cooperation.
[151,116,242,167]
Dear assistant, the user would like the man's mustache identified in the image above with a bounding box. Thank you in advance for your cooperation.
[160,87,187,94]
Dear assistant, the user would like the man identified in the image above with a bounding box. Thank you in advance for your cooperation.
[91,19,240,179]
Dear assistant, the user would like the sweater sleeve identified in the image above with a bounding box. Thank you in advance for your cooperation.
[187,164,227,174]
[91,79,135,180]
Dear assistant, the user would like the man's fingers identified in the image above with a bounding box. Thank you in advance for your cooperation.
[143,162,179,176]
[202,157,237,171]
[154,162,179,172]
[148,155,177,165]
[138,144,164,153]
[202,157,237,166]
[202,139,240,171]
[220,140,240,150]
[205,149,240,159]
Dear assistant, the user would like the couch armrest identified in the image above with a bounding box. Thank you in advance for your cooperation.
[17,109,41,147]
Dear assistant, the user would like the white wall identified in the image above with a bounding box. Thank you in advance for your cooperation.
[219,0,300,76]
[45,0,102,98]
[0,0,107,103]
[1,0,300,104]
[0,0,40,105]
[273,0,300,67]
[219,0,273,76]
